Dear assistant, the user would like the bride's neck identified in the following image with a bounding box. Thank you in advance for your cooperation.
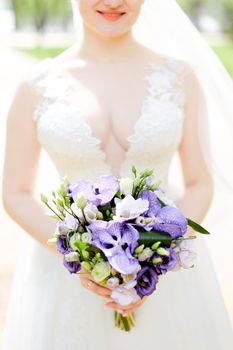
[78,25,142,64]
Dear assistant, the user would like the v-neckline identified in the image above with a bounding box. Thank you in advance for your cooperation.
[46,57,173,177]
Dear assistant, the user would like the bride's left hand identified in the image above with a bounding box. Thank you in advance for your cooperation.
[105,296,148,316]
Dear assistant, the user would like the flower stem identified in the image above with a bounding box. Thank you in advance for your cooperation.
[114,311,136,332]
[44,202,64,221]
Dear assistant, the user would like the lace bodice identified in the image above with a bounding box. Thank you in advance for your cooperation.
[29,56,186,190]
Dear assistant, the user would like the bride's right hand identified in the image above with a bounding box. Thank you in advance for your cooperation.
[78,268,112,298]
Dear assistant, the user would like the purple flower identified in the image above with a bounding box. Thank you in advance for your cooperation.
[137,190,187,238]
[135,266,158,298]
[69,175,119,206]
[63,257,81,274]
[152,248,179,274]
[138,190,161,217]
[88,220,140,274]
[57,236,69,254]
[152,206,187,239]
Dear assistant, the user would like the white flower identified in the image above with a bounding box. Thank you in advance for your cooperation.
[71,202,98,223]
[113,194,149,221]
[176,240,197,269]
[81,231,92,243]
[69,232,81,251]
[179,250,197,269]
[119,177,134,196]
[111,285,140,306]
[106,277,120,288]
[64,251,80,262]
[84,203,98,223]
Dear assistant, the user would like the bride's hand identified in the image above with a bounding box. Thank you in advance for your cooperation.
[105,296,148,316]
[78,268,112,298]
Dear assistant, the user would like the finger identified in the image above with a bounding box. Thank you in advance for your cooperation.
[82,280,112,298]
[80,276,112,294]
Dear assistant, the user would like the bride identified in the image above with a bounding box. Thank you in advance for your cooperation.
[2,0,233,349]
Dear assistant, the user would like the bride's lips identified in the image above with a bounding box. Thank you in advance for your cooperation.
[96,10,126,22]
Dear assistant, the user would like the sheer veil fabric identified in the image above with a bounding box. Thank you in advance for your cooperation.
[71,0,233,311]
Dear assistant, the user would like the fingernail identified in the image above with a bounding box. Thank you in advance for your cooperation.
[106,299,113,304]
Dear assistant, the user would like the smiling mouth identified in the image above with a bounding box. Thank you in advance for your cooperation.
[96,10,126,17]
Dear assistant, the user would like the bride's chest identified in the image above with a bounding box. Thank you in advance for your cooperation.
[33,58,186,175]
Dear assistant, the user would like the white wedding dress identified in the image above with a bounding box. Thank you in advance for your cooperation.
[2,56,233,350]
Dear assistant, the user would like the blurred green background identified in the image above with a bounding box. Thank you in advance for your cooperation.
[1,0,233,76]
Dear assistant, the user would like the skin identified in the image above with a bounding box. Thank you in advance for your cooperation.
[2,0,214,317]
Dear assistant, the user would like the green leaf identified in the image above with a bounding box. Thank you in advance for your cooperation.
[74,240,90,252]
[187,218,210,234]
[138,229,172,247]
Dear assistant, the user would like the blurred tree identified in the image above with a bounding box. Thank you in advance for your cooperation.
[10,0,71,32]
[177,0,204,28]
[221,0,233,38]
[177,0,233,38]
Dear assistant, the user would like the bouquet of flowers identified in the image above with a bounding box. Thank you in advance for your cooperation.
[41,166,210,332]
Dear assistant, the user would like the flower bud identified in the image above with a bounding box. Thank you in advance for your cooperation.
[132,165,137,177]
[76,192,87,209]
[96,211,104,220]
[81,261,92,272]
[134,244,145,255]
[54,231,61,238]
[156,247,170,256]
[140,168,153,178]
[119,177,134,195]
[40,193,48,204]
[138,247,153,261]
[152,257,162,264]
[151,241,161,251]
[47,237,57,245]
[62,175,70,187]
[64,251,80,262]
[135,216,147,225]
[149,179,162,190]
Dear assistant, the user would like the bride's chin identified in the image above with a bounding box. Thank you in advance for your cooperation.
[94,27,131,39]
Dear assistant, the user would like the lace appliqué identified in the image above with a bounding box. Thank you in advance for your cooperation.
[120,57,186,179]
[30,56,186,182]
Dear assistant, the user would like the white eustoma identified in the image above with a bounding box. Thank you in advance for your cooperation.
[119,177,134,195]
[111,284,140,306]
[106,277,120,288]
[64,251,80,262]
[113,194,149,221]
[71,202,98,223]
[81,231,92,243]
[69,232,81,251]
[175,239,197,269]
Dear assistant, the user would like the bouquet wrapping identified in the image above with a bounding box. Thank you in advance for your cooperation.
[41,166,210,331]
